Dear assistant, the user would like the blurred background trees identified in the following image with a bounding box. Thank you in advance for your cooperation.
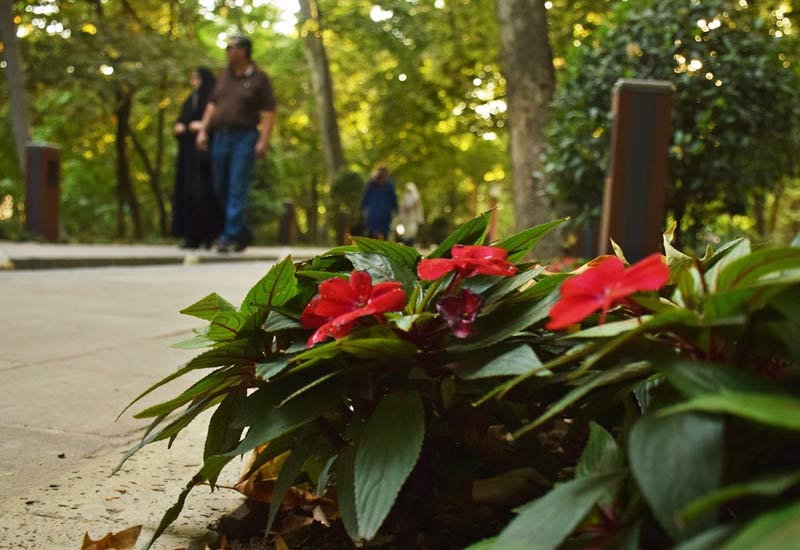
[1,0,798,250]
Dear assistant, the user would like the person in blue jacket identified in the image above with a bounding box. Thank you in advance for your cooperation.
[360,166,398,240]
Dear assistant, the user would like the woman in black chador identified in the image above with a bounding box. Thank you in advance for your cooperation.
[172,67,223,248]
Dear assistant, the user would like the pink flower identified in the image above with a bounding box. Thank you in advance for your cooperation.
[436,288,484,339]
[301,270,407,346]
[546,254,669,330]
[417,245,518,281]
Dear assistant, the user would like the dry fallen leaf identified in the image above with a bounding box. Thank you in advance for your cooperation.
[80,525,141,550]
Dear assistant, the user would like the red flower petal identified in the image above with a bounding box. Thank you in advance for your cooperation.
[452,244,509,261]
[363,283,407,315]
[546,254,669,331]
[314,277,359,317]
[300,295,328,329]
[349,270,374,304]
[619,254,669,293]
[417,258,455,280]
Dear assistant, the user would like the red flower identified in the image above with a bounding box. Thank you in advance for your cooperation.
[417,245,518,281]
[546,253,669,330]
[301,270,407,346]
[436,288,484,339]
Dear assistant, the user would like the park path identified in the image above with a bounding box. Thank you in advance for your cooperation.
[0,251,316,549]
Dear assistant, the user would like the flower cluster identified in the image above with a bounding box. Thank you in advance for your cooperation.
[301,270,406,346]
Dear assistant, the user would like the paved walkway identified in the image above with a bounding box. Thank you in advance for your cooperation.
[0,244,326,549]
[0,241,328,270]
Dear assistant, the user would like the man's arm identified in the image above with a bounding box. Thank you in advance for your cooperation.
[196,102,216,150]
[254,110,275,159]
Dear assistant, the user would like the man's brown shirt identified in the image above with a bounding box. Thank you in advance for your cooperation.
[210,63,277,131]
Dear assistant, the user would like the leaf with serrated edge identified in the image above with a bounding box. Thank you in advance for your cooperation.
[355,391,425,540]
[427,211,493,259]
[240,257,298,316]
[180,292,236,321]
[494,471,625,550]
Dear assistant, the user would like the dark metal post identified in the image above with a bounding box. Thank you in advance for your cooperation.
[279,201,296,245]
[25,142,61,241]
[599,79,672,262]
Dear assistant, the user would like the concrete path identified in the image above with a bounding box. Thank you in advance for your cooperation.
[0,241,328,270]
[0,256,313,549]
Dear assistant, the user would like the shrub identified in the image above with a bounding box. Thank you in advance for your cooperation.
[121,213,800,549]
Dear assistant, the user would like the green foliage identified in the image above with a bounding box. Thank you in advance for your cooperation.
[545,0,800,247]
[122,215,800,547]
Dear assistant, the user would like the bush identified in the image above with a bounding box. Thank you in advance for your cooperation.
[545,0,800,247]
[122,213,800,549]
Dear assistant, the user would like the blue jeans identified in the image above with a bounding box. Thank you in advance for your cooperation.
[211,129,259,243]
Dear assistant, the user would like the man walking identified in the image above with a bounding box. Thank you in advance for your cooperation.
[197,35,276,252]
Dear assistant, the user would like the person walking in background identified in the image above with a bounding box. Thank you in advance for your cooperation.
[395,181,424,246]
[361,166,398,240]
[172,67,223,249]
[196,35,276,253]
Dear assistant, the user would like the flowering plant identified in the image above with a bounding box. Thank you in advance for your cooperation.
[121,213,800,550]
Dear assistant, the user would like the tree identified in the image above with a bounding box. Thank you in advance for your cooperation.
[497,0,558,257]
[297,0,346,180]
[0,0,30,179]
[546,0,800,247]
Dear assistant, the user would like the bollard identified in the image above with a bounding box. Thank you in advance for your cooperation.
[598,79,672,262]
[25,142,61,241]
[279,201,296,245]
[334,210,350,246]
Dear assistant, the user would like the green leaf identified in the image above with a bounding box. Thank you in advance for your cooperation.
[427,210,493,259]
[204,389,246,463]
[448,288,560,352]
[660,392,800,431]
[480,266,545,305]
[660,360,778,399]
[118,337,260,420]
[577,423,622,506]
[267,433,316,534]
[496,218,568,262]
[674,525,737,550]
[180,292,236,321]
[567,316,653,338]
[464,538,497,550]
[722,500,800,550]
[493,471,625,550]
[336,331,418,360]
[225,378,343,457]
[454,345,542,380]
[239,257,298,316]
[682,470,800,522]
[355,391,425,540]
[716,247,800,292]
[629,412,723,541]
[513,362,653,438]
[577,422,622,478]
[351,236,421,270]
[133,366,242,419]
[170,334,216,349]
[663,221,696,284]
[346,251,417,295]
[263,311,302,332]
[335,445,360,541]
[255,357,292,381]
[142,474,204,549]
[704,239,751,292]
[207,311,247,341]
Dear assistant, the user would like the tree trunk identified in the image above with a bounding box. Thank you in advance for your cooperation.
[297,0,346,180]
[114,89,144,239]
[497,0,557,257]
[309,174,319,243]
[0,0,31,179]
[129,85,169,238]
